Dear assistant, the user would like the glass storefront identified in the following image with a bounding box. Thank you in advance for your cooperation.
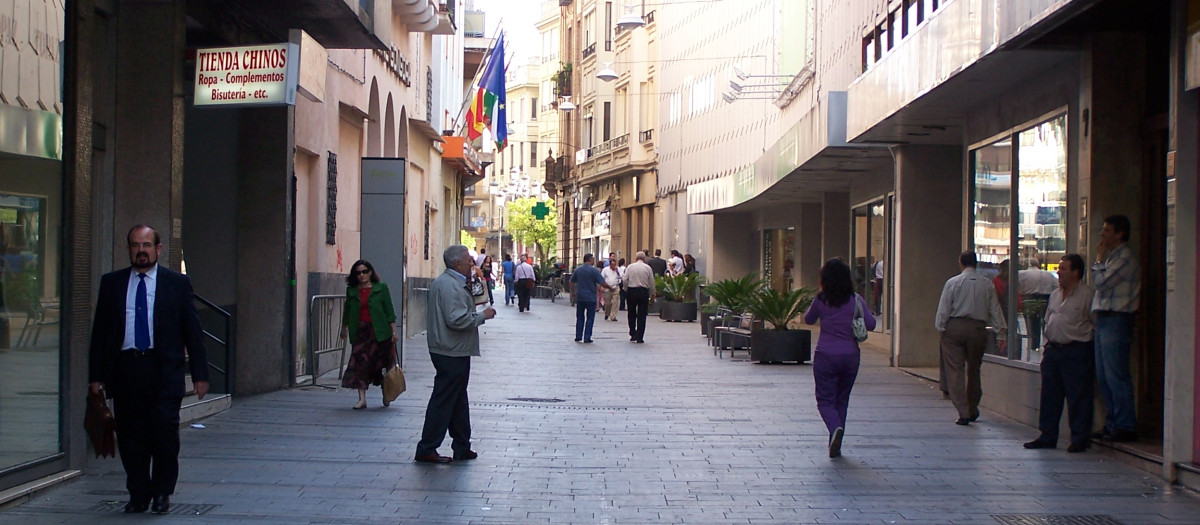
[853,198,891,328]
[0,0,66,475]
[762,228,794,293]
[970,113,1067,363]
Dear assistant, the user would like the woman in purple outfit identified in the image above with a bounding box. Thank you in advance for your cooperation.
[803,258,876,458]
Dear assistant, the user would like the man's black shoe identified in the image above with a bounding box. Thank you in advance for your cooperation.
[151,495,170,514]
[453,450,478,461]
[1023,439,1055,449]
[969,412,980,422]
[415,453,453,463]
[955,418,970,426]
[630,336,637,341]
[583,340,593,343]
[1067,442,1089,453]
[1092,429,1112,440]
[574,338,582,342]
[1110,430,1138,443]
[124,500,149,513]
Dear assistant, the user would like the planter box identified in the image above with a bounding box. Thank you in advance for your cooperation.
[700,311,715,335]
[659,301,697,322]
[749,329,811,363]
[648,299,662,315]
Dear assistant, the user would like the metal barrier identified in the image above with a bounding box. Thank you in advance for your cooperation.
[305,295,346,386]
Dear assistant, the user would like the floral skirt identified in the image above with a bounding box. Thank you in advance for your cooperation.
[341,321,396,390]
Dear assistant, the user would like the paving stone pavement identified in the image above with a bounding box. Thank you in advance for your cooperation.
[4,298,1200,524]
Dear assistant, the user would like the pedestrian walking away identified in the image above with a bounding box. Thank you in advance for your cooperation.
[624,251,656,343]
[601,255,622,321]
[88,225,210,515]
[571,253,612,343]
[647,249,668,277]
[804,258,876,458]
[617,257,628,311]
[1090,214,1141,443]
[1024,253,1095,453]
[338,260,399,410]
[416,245,496,463]
[935,250,1006,426]
[501,253,516,306]
[513,254,536,312]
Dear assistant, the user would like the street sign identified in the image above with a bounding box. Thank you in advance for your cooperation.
[532,201,550,220]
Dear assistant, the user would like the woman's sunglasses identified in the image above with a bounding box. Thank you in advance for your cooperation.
[355,269,371,276]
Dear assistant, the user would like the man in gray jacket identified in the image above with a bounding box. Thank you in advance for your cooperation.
[416,245,496,463]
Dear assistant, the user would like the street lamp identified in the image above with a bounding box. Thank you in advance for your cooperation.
[558,95,576,112]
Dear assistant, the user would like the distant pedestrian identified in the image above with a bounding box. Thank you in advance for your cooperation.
[624,251,655,343]
[571,254,611,343]
[415,245,496,464]
[501,254,516,306]
[1024,254,1094,453]
[1090,214,1141,442]
[474,248,487,268]
[804,258,875,458]
[647,249,668,277]
[601,255,622,321]
[617,257,628,311]
[1018,262,1058,351]
[481,255,495,306]
[88,225,209,514]
[683,253,697,275]
[935,251,1006,426]
[339,260,399,410]
[513,253,536,312]
[668,250,685,276]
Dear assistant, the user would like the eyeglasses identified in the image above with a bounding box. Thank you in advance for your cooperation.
[355,269,371,276]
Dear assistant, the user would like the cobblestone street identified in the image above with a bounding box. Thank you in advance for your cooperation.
[3,298,1198,524]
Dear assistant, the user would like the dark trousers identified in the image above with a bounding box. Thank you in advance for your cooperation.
[619,288,627,310]
[515,279,533,311]
[940,317,987,420]
[626,287,650,341]
[112,351,183,502]
[813,351,860,435]
[1038,340,1095,445]
[576,300,597,341]
[416,353,472,456]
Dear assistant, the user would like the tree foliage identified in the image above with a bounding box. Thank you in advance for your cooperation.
[459,229,474,248]
[506,197,557,261]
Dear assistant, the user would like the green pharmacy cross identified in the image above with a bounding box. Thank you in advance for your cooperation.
[531,201,550,220]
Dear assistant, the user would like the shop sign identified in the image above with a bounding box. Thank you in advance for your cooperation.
[194,43,300,107]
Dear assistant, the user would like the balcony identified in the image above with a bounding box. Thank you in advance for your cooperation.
[200,0,389,49]
[638,129,653,143]
[577,134,639,184]
[393,0,441,33]
[582,42,596,59]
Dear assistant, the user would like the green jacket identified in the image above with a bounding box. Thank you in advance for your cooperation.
[343,282,397,341]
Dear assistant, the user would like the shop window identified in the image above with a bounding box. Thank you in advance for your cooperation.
[970,113,1068,363]
[762,228,795,293]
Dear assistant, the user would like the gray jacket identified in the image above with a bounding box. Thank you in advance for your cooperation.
[426,269,487,357]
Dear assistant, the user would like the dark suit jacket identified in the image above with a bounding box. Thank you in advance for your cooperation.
[88,265,210,399]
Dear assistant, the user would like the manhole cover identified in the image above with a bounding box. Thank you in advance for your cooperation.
[506,397,565,403]
[90,501,220,515]
[992,516,1124,525]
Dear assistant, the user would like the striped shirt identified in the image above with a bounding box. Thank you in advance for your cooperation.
[1090,243,1140,313]
[934,268,1007,333]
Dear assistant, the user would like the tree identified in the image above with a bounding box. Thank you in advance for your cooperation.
[459,229,474,248]
[506,197,557,262]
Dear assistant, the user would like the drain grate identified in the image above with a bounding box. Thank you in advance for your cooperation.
[507,397,565,403]
[90,501,220,516]
[992,515,1124,525]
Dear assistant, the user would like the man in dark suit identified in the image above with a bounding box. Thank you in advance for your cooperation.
[646,249,668,277]
[88,225,209,514]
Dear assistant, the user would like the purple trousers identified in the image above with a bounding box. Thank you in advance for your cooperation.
[813,351,860,435]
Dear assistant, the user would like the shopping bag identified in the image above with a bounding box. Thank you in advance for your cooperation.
[382,364,406,403]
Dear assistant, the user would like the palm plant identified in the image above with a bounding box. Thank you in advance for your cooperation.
[655,273,705,302]
[705,273,765,314]
[745,286,817,330]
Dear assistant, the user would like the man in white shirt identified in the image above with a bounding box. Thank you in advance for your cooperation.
[1018,263,1058,351]
[512,254,536,312]
[601,255,622,321]
[935,251,1007,426]
[668,250,685,276]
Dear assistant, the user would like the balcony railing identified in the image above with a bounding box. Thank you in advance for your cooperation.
[582,42,596,58]
[638,129,653,143]
[588,133,629,158]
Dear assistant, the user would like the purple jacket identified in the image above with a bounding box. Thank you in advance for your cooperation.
[803,294,876,355]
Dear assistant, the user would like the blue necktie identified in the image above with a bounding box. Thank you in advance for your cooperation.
[135,273,150,351]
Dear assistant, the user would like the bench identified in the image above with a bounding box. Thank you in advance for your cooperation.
[714,313,756,359]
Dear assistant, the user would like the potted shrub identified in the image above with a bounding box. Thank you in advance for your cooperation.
[745,286,816,363]
[703,274,765,336]
[699,302,719,336]
[655,273,704,322]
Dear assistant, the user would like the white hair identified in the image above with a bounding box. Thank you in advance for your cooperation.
[443,245,469,268]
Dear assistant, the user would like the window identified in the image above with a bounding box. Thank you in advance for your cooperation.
[530,141,539,168]
[970,113,1068,364]
[605,2,613,51]
[531,98,538,120]
[603,102,611,142]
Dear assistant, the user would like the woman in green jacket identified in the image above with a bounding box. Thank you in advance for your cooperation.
[339,260,399,409]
